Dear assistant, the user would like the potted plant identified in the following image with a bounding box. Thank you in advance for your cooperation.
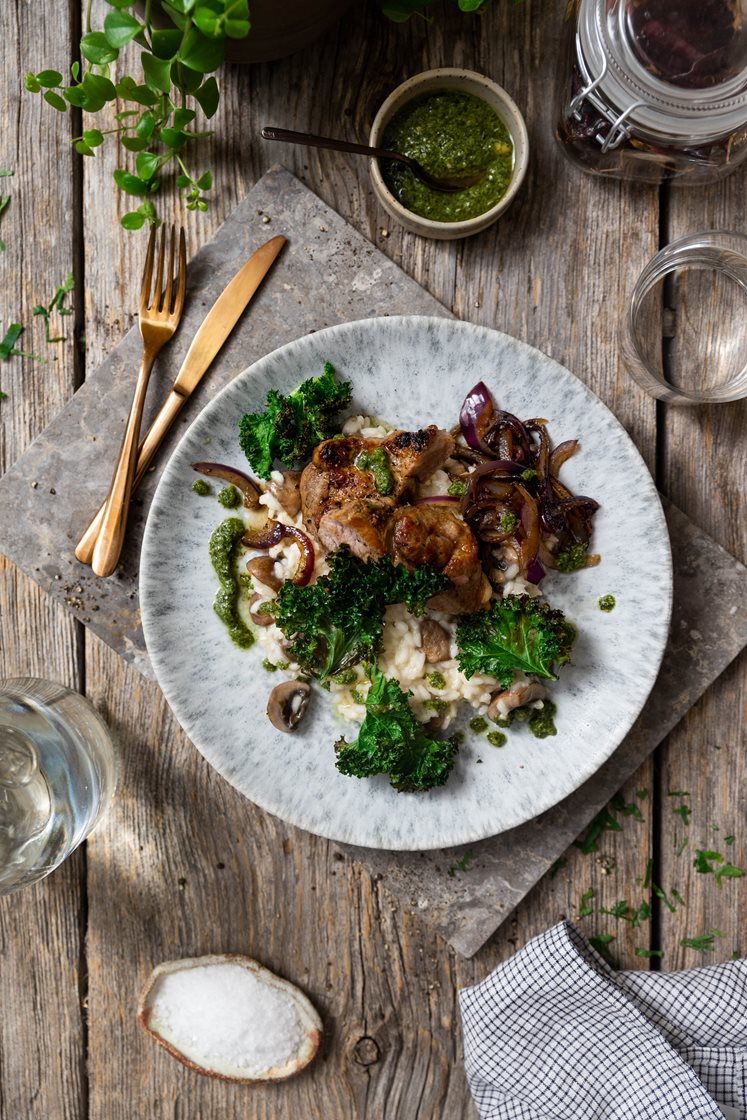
[25,0,354,227]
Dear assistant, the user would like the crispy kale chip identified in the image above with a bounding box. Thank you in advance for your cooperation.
[335,665,459,793]
[272,547,448,684]
[238,362,352,479]
[455,594,576,689]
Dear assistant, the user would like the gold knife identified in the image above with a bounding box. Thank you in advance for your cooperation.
[75,234,286,565]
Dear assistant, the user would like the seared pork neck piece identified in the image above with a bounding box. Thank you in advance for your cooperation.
[389,505,491,614]
[300,425,455,562]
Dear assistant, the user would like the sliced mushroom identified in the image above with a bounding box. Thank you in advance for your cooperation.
[249,594,275,627]
[268,471,302,517]
[267,681,311,733]
[488,681,547,722]
[419,619,451,664]
[246,556,282,592]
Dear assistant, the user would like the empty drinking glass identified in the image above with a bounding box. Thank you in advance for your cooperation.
[0,678,118,895]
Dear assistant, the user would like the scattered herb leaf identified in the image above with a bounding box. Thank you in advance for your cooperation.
[680,929,723,953]
[448,849,475,876]
[577,887,595,918]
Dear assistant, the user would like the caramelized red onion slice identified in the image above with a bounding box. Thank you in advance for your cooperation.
[413,495,461,506]
[192,462,261,508]
[241,520,314,586]
[549,439,578,475]
[242,520,285,549]
[459,382,494,454]
[283,526,315,586]
[525,557,546,584]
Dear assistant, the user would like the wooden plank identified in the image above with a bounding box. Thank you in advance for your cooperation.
[0,3,85,1119]
[77,4,665,1119]
[656,178,747,968]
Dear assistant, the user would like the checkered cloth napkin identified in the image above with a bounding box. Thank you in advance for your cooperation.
[459,921,746,1120]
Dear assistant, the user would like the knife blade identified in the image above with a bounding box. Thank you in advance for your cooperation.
[75,234,286,565]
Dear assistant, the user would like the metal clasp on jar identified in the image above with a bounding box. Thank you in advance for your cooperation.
[569,51,647,152]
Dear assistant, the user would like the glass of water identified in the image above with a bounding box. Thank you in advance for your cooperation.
[621,231,747,405]
[0,678,118,895]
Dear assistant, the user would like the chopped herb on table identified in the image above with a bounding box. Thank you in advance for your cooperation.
[33,273,74,343]
[577,887,595,918]
[680,929,724,953]
[0,194,10,251]
[448,849,475,876]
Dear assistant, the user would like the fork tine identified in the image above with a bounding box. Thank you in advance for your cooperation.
[172,227,187,317]
[139,226,157,314]
[153,224,166,312]
[162,224,176,314]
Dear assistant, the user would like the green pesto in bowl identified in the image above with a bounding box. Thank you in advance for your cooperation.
[381,90,514,223]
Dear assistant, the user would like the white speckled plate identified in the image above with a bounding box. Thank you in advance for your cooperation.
[140,317,672,851]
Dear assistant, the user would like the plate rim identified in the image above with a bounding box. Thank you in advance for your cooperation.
[140,314,673,850]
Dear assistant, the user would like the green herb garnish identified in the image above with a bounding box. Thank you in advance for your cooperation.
[335,665,459,793]
[33,273,74,343]
[447,478,466,497]
[192,478,211,495]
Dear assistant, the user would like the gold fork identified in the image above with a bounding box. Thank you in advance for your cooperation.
[88,224,187,577]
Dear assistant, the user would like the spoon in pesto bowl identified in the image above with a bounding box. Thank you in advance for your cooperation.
[261,126,486,193]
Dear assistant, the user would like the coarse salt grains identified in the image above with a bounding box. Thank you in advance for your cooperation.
[152,963,305,1072]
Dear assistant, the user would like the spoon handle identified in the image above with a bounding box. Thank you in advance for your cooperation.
[261,126,400,163]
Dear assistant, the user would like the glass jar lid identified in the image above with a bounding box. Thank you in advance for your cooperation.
[577,0,747,146]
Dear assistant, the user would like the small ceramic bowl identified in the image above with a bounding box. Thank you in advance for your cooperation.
[369,68,529,241]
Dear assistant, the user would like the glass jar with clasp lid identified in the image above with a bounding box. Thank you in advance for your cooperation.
[556,0,747,184]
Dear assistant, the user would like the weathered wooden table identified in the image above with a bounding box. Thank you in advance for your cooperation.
[1,2,745,1116]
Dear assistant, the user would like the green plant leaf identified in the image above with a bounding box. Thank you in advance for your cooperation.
[164,0,197,15]
[224,18,250,37]
[135,110,157,140]
[82,73,117,101]
[120,210,147,230]
[193,6,222,37]
[159,126,187,149]
[123,136,149,151]
[36,69,63,87]
[195,170,212,189]
[83,128,105,147]
[62,85,87,108]
[75,140,94,156]
[193,75,219,117]
[71,61,80,80]
[44,90,68,112]
[80,32,119,65]
[103,10,142,48]
[116,76,159,106]
[24,73,42,92]
[173,107,196,129]
[175,173,191,187]
[136,151,161,180]
[142,52,173,94]
[113,169,148,196]
[151,28,183,59]
[106,0,137,7]
[178,28,225,73]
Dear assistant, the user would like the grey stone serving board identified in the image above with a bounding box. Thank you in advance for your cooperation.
[1,167,746,956]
